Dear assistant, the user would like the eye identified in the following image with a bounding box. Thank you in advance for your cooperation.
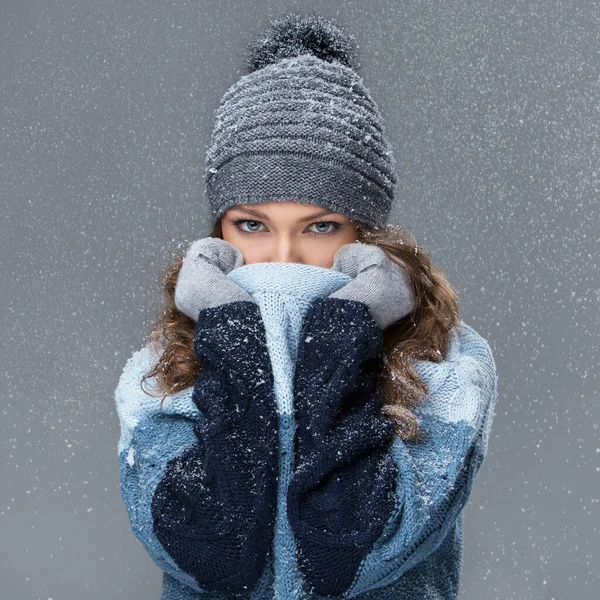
[233,219,265,234]
[308,221,343,235]
[231,219,343,236]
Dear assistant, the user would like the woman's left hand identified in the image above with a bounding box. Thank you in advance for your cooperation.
[328,241,415,330]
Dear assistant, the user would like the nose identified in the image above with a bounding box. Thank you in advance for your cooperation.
[269,238,301,263]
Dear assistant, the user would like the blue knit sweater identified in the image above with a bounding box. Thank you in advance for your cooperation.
[115,261,498,600]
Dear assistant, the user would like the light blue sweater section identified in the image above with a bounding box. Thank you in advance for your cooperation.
[115,261,498,600]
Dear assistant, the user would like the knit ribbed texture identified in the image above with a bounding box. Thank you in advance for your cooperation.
[114,262,498,600]
[287,297,398,597]
[205,14,398,228]
[150,301,280,594]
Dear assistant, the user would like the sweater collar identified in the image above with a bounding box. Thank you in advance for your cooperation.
[227,262,352,303]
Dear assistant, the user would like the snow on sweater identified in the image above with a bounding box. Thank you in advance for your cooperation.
[114,261,498,600]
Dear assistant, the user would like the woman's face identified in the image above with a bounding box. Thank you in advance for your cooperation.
[221,201,359,268]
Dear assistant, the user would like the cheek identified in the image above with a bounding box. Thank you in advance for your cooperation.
[220,221,235,242]
[322,231,358,267]
[221,223,249,246]
[333,228,358,248]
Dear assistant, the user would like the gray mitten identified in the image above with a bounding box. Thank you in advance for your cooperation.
[329,241,415,330]
[174,237,255,321]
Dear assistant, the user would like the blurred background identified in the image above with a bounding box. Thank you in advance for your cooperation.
[2,0,598,598]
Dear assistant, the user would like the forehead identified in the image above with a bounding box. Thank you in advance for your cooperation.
[227,202,345,220]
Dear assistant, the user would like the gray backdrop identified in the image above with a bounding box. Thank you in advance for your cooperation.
[2,0,598,598]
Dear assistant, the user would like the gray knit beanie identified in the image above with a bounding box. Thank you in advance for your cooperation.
[205,13,397,228]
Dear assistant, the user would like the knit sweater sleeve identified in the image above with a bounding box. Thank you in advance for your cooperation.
[115,300,279,598]
[286,297,498,598]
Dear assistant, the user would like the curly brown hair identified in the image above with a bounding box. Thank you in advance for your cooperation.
[140,217,460,441]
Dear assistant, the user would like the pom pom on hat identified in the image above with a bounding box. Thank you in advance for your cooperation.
[244,12,361,73]
[205,13,398,229]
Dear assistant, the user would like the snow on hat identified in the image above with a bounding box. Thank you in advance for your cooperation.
[205,12,398,228]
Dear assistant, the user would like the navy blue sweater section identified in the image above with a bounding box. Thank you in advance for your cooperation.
[287,297,398,597]
[150,300,279,595]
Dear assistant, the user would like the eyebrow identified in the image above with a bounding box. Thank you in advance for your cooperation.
[228,206,340,222]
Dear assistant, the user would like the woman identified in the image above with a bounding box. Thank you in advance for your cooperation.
[115,13,498,600]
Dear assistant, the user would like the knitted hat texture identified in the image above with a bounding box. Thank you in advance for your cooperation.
[204,13,398,228]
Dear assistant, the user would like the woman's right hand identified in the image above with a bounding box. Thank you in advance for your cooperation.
[174,237,255,321]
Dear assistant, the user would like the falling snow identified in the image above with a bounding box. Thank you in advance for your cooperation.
[2,1,598,599]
